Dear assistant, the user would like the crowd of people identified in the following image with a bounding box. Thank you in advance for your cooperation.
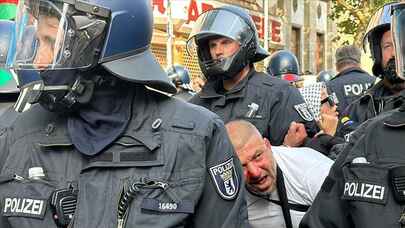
[1,0,405,227]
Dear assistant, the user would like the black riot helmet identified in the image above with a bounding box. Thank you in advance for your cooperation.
[266,50,300,77]
[363,2,398,76]
[186,5,269,81]
[7,0,175,113]
[9,0,174,91]
[317,70,335,82]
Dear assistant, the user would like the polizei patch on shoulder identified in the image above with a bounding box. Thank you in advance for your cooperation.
[342,180,387,204]
[2,197,47,219]
[209,158,239,200]
[294,103,314,121]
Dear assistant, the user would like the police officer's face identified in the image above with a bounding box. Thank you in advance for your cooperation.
[380,30,395,69]
[33,16,62,70]
[208,37,240,60]
[236,134,277,193]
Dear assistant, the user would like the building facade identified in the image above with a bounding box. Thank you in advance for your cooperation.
[151,0,337,84]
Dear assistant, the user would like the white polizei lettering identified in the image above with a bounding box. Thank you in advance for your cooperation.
[362,184,373,198]
[3,198,12,213]
[344,85,352,96]
[212,167,218,175]
[344,182,385,200]
[10,198,17,212]
[344,84,371,96]
[13,198,21,213]
[3,198,44,215]
[373,186,383,200]
[344,182,350,195]
[352,84,361,95]
[16,198,24,213]
[212,162,233,175]
[212,166,223,175]
[380,187,385,200]
[31,200,43,215]
[348,182,356,196]
[23,199,33,214]
[354,183,363,197]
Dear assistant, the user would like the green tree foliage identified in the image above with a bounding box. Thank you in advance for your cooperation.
[330,0,394,46]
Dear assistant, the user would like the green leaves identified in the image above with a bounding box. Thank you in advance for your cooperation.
[330,0,392,46]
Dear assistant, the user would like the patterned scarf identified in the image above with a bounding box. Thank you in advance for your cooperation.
[298,82,324,120]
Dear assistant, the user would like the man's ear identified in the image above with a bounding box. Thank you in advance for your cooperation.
[263,137,272,149]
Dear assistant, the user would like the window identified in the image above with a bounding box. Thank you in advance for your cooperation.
[316,33,325,73]
[291,27,301,67]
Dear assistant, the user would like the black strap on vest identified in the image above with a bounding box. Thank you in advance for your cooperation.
[276,166,293,228]
[248,166,310,227]
[266,198,310,212]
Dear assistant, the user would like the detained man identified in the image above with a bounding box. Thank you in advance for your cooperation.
[225,120,333,228]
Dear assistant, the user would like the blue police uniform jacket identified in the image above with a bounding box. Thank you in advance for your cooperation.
[0,85,248,228]
[326,67,375,115]
[301,103,405,228]
[190,69,318,146]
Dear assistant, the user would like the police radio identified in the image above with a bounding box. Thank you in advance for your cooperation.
[389,166,405,203]
[50,187,78,228]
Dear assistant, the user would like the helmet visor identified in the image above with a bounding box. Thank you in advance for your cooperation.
[186,9,253,57]
[8,0,101,71]
[362,3,393,53]
[392,3,405,80]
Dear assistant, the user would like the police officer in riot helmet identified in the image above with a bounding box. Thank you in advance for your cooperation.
[267,50,300,77]
[317,70,335,82]
[187,5,318,147]
[300,3,405,227]
[266,50,304,88]
[337,2,405,138]
[0,0,248,227]
[166,64,195,101]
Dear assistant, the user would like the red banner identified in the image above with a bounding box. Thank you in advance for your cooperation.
[0,0,18,4]
[152,0,283,43]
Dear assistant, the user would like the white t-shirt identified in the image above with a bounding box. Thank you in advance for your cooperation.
[247,146,333,228]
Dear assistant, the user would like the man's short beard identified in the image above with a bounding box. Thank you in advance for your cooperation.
[383,58,405,92]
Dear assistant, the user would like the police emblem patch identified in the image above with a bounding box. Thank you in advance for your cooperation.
[209,158,239,200]
[294,103,314,121]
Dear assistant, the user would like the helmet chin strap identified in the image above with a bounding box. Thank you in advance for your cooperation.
[14,76,95,113]
[203,51,244,81]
